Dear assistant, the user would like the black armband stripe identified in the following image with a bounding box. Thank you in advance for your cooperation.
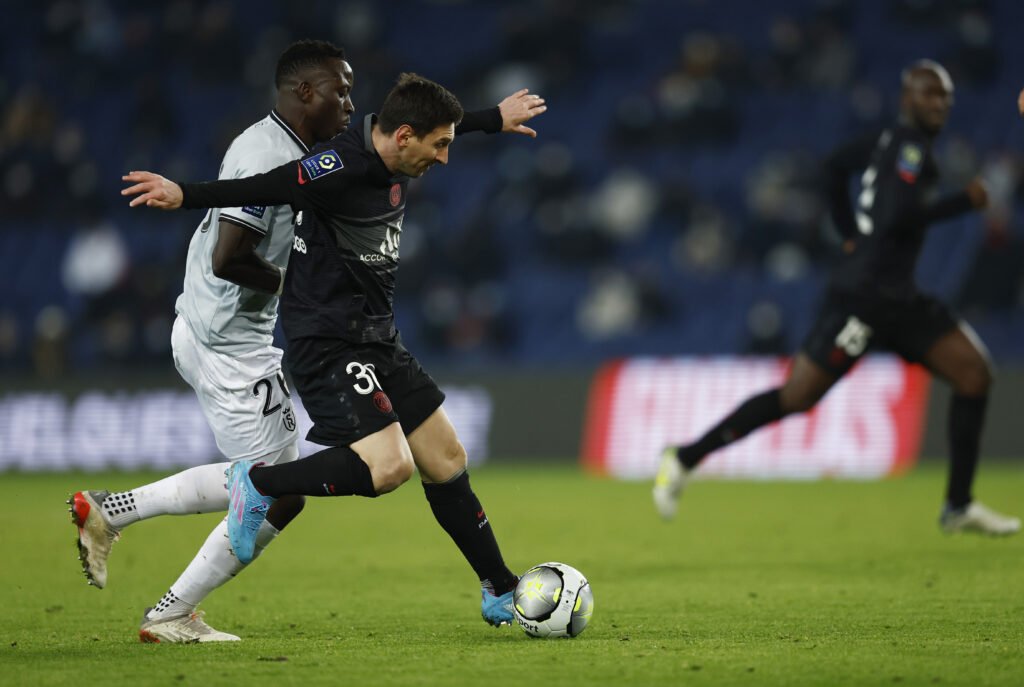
[219,214,268,236]
[456,107,503,135]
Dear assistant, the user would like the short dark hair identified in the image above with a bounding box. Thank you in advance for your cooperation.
[377,73,464,137]
[275,40,346,89]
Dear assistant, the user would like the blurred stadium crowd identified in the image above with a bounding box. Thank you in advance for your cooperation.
[2,0,1023,377]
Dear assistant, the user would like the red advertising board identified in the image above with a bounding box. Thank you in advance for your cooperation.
[582,356,930,480]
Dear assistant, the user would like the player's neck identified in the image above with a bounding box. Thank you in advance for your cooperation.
[897,113,938,140]
[274,103,316,149]
[370,124,401,175]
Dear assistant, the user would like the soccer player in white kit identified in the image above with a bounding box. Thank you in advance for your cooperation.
[70,40,354,642]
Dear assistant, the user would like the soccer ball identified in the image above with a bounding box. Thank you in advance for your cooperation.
[512,562,593,638]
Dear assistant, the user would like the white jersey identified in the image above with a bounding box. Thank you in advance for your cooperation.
[175,111,309,354]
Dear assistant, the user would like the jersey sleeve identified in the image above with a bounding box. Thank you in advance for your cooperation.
[180,145,353,213]
[875,136,974,231]
[915,152,974,223]
[822,132,879,239]
[217,148,297,236]
[455,107,503,135]
[180,161,297,210]
[922,191,974,223]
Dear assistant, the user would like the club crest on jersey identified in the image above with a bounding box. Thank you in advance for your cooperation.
[390,183,402,207]
[241,205,266,219]
[300,150,344,182]
[372,391,393,414]
[897,143,923,183]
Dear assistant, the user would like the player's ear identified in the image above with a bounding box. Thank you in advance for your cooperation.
[294,80,314,104]
[395,124,415,148]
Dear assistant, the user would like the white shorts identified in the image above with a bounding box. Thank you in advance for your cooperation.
[171,316,299,461]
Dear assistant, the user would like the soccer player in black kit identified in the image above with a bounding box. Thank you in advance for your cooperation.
[123,73,547,625]
[654,60,1019,536]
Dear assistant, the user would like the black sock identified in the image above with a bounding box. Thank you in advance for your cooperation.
[422,471,517,594]
[677,389,786,470]
[250,446,377,498]
[946,394,988,510]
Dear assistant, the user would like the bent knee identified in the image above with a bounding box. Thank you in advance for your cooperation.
[955,361,993,397]
[779,388,821,414]
[371,451,415,495]
[413,440,466,483]
[430,440,468,482]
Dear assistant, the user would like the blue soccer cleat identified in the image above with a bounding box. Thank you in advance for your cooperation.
[226,460,275,564]
[481,587,515,627]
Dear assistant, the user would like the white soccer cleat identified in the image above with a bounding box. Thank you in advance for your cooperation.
[139,609,241,643]
[940,502,1021,536]
[652,447,690,521]
[68,490,120,589]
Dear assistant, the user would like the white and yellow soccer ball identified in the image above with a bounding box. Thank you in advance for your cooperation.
[512,562,593,638]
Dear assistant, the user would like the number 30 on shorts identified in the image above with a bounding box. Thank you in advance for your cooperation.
[834,316,873,356]
[346,361,382,395]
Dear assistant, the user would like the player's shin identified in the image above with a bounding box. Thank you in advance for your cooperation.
[678,389,786,469]
[945,393,987,509]
[144,517,281,621]
[101,462,232,530]
[422,470,517,595]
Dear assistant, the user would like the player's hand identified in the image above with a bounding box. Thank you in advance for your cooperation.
[497,88,547,137]
[965,177,989,209]
[1018,87,1024,117]
[121,171,184,209]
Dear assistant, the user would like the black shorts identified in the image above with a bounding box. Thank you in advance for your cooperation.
[286,334,445,447]
[801,289,959,376]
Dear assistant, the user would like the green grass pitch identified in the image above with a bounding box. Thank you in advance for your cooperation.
[2,463,1022,686]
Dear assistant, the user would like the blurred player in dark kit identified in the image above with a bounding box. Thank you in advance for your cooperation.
[654,60,1019,536]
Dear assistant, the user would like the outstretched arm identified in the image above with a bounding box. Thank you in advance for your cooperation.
[921,178,986,223]
[121,171,183,209]
[123,161,297,211]
[1018,87,1024,117]
[496,88,547,137]
[455,89,547,137]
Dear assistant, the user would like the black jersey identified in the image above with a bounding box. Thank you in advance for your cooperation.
[179,109,502,344]
[822,124,974,300]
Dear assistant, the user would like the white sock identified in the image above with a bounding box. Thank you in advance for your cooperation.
[145,517,281,620]
[112,462,231,529]
[112,445,298,530]
[99,491,143,529]
[147,589,194,619]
